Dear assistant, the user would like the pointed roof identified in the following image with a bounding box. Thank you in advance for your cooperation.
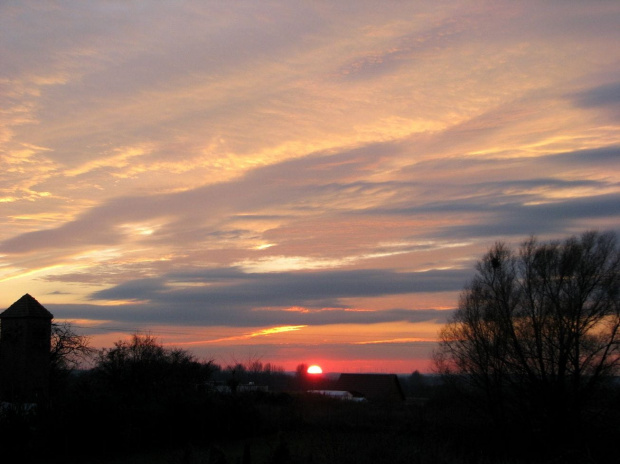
[0,294,54,319]
[335,373,405,402]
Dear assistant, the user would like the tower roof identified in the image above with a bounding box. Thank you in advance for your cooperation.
[0,294,54,319]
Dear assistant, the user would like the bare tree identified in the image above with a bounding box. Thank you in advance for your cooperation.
[50,321,95,372]
[435,231,620,433]
[48,321,95,397]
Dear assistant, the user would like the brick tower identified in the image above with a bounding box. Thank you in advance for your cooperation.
[0,294,54,403]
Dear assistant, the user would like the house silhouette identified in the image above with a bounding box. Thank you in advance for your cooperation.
[334,373,405,402]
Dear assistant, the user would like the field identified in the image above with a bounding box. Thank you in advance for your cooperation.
[3,374,618,464]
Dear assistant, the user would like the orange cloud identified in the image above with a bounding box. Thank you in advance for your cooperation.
[172,325,308,346]
[354,337,440,345]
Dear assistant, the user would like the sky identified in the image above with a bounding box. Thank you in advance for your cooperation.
[1,1,619,373]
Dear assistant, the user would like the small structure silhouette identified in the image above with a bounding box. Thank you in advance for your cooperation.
[334,373,405,402]
[0,294,53,403]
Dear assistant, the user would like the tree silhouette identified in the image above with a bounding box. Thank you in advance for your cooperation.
[295,363,309,390]
[49,321,95,395]
[50,321,95,372]
[435,231,620,439]
[94,333,210,402]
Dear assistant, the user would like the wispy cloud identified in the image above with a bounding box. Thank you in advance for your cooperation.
[173,325,307,345]
[354,337,440,345]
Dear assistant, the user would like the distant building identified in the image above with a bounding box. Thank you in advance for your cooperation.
[0,294,53,403]
[334,373,405,402]
[307,390,366,401]
[204,381,268,394]
[237,383,268,393]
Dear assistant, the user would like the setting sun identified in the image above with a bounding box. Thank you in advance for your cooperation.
[307,365,323,374]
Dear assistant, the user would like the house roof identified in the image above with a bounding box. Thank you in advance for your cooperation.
[0,294,54,319]
[334,373,405,402]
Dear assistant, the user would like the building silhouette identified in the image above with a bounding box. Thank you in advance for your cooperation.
[0,294,53,403]
[334,373,405,402]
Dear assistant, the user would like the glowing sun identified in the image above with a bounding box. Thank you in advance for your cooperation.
[307,365,323,374]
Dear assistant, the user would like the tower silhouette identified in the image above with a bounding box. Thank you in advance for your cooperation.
[0,294,53,403]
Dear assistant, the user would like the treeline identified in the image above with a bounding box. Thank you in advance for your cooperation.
[49,329,331,396]
[1,332,618,463]
[0,333,338,463]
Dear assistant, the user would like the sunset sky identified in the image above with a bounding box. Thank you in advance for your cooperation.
[1,1,619,373]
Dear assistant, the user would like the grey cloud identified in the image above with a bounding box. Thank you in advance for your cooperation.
[359,176,613,217]
[403,145,620,176]
[92,277,167,302]
[54,267,464,327]
[571,82,620,109]
[475,178,604,190]
[354,168,620,240]
[550,146,620,165]
[48,301,453,328]
[434,193,620,239]
[91,268,468,307]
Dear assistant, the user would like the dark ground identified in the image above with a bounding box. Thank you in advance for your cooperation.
[2,377,618,464]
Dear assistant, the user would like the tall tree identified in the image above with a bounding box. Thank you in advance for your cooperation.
[435,231,620,435]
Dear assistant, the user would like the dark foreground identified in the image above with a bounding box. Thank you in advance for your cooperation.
[1,378,618,464]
